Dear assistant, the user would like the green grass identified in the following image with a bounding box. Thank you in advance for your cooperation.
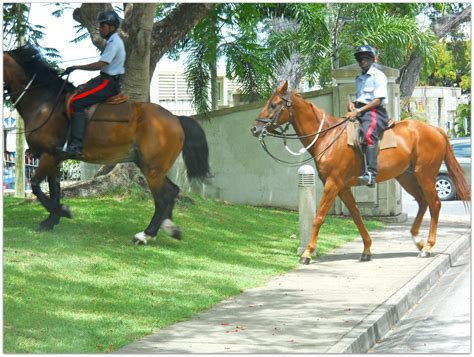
[3,191,383,353]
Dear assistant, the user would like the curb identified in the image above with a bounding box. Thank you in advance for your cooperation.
[327,229,471,353]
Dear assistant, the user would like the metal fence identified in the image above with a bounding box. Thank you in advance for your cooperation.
[3,151,81,192]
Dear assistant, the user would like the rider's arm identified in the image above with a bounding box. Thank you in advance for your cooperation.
[71,61,108,72]
[345,98,382,119]
[354,98,382,114]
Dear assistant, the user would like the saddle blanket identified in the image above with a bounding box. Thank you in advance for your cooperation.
[347,120,397,150]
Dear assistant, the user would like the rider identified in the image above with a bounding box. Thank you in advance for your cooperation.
[58,10,125,158]
[345,45,388,187]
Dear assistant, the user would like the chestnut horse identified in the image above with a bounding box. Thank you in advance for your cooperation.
[4,45,210,243]
[251,81,470,264]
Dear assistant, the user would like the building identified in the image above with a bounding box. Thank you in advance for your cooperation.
[150,58,243,116]
[408,86,463,133]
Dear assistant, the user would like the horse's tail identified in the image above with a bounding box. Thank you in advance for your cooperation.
[439,129,470,205]
[177,116,211,182]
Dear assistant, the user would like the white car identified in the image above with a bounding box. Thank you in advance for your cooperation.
[436,137,471,201]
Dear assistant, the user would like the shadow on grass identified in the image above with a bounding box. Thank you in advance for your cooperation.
[3,194,382,353]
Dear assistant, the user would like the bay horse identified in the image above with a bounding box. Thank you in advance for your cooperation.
[3,45,210,243]
[251,81,470,264]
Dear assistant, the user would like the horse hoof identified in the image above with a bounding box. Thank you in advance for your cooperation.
[170,228,182,240]
[360,253,372,261]
[299,257,311,265]
[37,224,54,232]
[412,236,426,251]
[132,237,147,245]
[161,219,182,240]
[132,231,156,245]
[59,205,72,219]
[418,250,431,258]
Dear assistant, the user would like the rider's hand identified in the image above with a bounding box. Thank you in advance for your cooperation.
[345,110,359,121]
[63,66,76,75]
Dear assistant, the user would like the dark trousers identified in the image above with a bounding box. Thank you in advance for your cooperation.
[69,74,121,114]
[356,103,388,146]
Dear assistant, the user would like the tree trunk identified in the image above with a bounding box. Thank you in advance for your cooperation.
[62,163,148,198]
[14,17,26,198]
[121,3,155,102]
[399,5,471,99]
[399,53,423,100]
[14,115,25,198]
[149,3,215,79]
[210,61,219,110]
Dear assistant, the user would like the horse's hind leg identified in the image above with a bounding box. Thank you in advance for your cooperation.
[396,172,428,251]
[159,177,182,240]
[38,170,63,231]
[414,173,441,258]
[338,188,372,261]
[132,169,176,244]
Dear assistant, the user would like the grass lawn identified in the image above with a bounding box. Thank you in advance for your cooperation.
[3,190,383,353]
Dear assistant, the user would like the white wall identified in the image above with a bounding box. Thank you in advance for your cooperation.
[410,86,462,132]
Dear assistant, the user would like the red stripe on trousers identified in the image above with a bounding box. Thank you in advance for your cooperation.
[69,79,109,114]
[365,109,377,146]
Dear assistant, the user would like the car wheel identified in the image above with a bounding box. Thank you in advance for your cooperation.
[435,175,456,201]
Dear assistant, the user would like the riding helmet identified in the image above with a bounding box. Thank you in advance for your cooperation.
[97,10,121,28]
[354,45,376,59]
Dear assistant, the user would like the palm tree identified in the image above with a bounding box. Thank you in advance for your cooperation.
[266,3,438,90]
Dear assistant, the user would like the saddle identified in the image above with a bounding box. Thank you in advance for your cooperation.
[347,119,397,154]
[65,91,130,122]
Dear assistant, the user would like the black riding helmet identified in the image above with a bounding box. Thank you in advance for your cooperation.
[354,45,376,60]
[97,10,121,28]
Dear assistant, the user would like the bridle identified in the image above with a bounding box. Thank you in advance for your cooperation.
[255,92,293,129]
[4,72,70,137]
[256,93,350,166]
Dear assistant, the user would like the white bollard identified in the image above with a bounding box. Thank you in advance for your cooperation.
[297,165,317,256]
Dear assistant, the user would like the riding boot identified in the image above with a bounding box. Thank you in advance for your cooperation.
[358,145,378,187]
[58,112,87,158]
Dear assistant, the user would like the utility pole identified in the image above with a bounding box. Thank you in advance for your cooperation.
[14,8,26,198]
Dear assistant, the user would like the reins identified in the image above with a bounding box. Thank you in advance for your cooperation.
[4,74,61,99]
[257,100,351,166]
[11,73,71,138]
[10,73,37,106]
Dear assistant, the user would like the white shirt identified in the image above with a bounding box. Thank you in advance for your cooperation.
[355,64,388,105]
[100,32,126,76]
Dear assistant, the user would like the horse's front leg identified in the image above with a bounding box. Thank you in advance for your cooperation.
[300,178,342,265]
[38,168,64,231]
[31,154,71,230]
[338,187,372,261]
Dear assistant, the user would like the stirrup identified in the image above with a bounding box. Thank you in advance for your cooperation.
[357,172,376,187]
[57,145,83,159]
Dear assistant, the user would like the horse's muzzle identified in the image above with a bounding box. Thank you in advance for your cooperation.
[251,118,271,137]
[251,124,268,138]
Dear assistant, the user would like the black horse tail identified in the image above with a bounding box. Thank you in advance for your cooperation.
[177,116,211,182]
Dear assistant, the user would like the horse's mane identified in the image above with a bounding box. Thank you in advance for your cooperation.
[7,45,76,97]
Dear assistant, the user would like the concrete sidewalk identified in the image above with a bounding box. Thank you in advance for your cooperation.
[118,214,471,354]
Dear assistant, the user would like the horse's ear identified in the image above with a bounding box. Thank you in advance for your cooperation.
[276,80,288,94]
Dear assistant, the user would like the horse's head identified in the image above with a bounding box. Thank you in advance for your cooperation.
[251,80,293,137]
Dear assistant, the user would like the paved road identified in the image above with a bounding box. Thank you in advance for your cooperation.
[402,190,470,219]
[370,249,471,353]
